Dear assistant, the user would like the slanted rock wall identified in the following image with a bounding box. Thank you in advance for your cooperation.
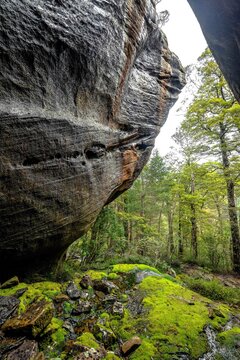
[188,0,240,102]
[0,0,185,279]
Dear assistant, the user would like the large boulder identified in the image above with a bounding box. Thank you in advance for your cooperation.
[0,0,185,279]
[188,0,240,102]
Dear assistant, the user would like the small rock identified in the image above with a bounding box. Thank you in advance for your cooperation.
[135,270,162,284]
[94,324,116,348]
[0,336,25,358]
[80,290,90,300]
[0,276,19,289]
[14,288,28,298]
[63,320,75,333]
[73,347,104,360]
[121,336,142,356]
[72,300,92,315]
[66,282,81,300]
[80,275,93,289]
[2,299,54,337]
[111,301,124,317]
[4,339,39,360]
[0,296,20,326]
[102,295,117,304]
[166,268,177,278]
[92,280,118,294]
[54,294,70,303]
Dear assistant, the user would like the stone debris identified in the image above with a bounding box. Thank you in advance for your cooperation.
[2,300,54,337]
[121,336,142,356]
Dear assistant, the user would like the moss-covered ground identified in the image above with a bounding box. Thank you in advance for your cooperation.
[0,264,239,359]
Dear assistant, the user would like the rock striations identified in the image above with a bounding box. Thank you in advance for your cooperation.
[0,0,185,279]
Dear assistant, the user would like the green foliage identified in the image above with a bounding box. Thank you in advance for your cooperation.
[180,275,240,305]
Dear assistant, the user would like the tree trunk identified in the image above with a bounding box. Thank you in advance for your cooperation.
[167,207,174,256]
[190,172,198,259]
[219,122,240,273]
[178,198,183,257]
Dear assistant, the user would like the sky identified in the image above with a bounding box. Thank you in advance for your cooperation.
[154,0,207,156]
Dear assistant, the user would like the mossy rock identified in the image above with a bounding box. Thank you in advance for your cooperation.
[85,270,107,280]
[111,264,161,274]
[217,327,240,348]
[111,276,230,359]
[0,281,61,314]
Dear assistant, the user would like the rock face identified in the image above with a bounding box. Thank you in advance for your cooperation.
[0,0,185,279]
[187,0,240,102]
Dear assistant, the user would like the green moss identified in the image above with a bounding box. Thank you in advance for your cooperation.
[107,273,120,280]
[130,339,157,360]
[63,301,74,316]
[76,332,100,350]
[180,275,240,305]
[85,270,107,280]
[104,352,121,360]
[18,281,61,313]
[217,327,240,348]
[0,281,61,314]
[111,264,160,274]
[43,317,63,336]
[51,327,67,344]
[0,283,28,297]
[111,276,230,359]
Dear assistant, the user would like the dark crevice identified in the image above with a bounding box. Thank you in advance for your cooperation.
[85,144,106,160]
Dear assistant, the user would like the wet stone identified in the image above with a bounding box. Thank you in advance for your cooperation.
[2,300,54,337]
[0,296,20,326]
[66,282,81,300]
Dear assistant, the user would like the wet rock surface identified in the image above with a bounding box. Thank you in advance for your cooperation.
[0,0,185,280]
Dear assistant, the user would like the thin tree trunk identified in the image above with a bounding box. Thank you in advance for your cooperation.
[178,198,183,257]
[167,207,174,256]
[219,122,240,273]
[190,172,198,259]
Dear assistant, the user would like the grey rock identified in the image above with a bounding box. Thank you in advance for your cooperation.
[0,296,20,326]
[111,301,124,317]
[0,0,185,279]
[93,280,118,294]
[3,340,39,360]
[72,300,92,315]
[66,282,81,300]
[187,0,240,102]
[62,320,75,333]
[135,270,162,284]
